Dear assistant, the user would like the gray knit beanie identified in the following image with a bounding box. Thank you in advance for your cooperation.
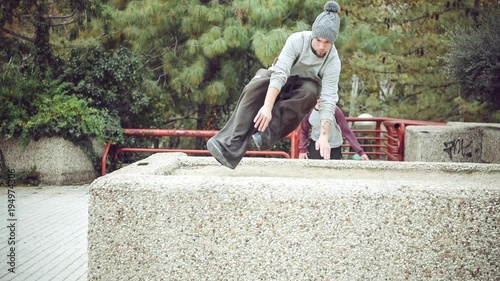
[312,1,341,43]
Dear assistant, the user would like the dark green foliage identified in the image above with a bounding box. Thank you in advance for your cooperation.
[0,63,124,146]
[1,0,104,73]
[0,44,154,146]
[22,88,123,144]
[336,0,499,122]
[61,46,151,128]
[0,64,45,141]
[446,11,500,110]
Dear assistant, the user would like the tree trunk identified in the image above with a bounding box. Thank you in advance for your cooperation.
[34,3,53,73]
[195,103,206,149]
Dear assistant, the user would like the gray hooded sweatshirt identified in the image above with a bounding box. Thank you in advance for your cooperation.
[268,31,341,123]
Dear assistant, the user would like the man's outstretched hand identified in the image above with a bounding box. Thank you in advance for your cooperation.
[254,105,273,132]
[315,136,331,160]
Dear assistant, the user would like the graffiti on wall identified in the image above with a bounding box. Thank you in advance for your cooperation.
[443,139,476,159]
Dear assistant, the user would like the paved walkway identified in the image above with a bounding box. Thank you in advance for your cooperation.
[0,185,89,281]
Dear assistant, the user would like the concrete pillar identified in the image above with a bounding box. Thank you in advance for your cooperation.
[405,122,500,163]
[88,153,500,280]
[1,137,103,184]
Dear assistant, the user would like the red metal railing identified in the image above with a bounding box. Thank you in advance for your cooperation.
[101,129,298,176]
[381,118,445,161]
[101,118,445,176]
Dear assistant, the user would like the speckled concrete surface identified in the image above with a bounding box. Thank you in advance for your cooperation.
[88,153,500,280]
[447,122,500,164]
[1,137,103,184]
[405,122,500,164]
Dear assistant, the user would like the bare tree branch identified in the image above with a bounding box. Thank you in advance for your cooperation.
[156,73,167,83]
[354,65,409,74]
[95,30,122,40]
[353,61,447,75]
[348,7,457,26]
[47,9,77,20]
[398,82,455,101]
[50,18,77,27]
[0,27,35,43]
[165,116,200,124]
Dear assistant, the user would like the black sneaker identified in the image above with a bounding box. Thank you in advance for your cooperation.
[251,132,263,150]
[207,138,235,169]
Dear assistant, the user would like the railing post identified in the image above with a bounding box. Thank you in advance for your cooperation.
[397,123,406,161]
[101,142,112,176]
[375,121,381,160]
[385,125,395,161]
[290,128,300,159]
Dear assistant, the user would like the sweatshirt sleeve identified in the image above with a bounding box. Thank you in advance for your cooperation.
[335,107,365,155]
[269,33,304,91]
[299,111,312,153]
[319,52,341,123]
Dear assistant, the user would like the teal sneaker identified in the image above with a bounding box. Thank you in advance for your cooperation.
[251,132,263,150]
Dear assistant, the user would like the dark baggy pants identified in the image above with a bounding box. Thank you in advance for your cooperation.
[211,68,319,168]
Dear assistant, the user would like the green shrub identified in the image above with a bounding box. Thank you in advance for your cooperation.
[446,10,500,111]
[21,86,124,145]
[0,64,123,146]
[0,45,155,175]
[61,46,152,128]
[0,64,43,140]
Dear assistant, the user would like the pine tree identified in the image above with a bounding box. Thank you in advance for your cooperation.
[338,0,499,121]
[0,0,102,72]
[78,0,328,144]
[445,9,500,122]
[47,0,500,144]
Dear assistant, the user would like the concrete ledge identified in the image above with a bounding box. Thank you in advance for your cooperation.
[88,153,500,280]
[1,137,103,185]
[404,122,500,163]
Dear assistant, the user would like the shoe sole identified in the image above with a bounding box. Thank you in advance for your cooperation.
[207,139,235,169]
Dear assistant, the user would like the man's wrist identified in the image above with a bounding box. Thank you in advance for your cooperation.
[263,103,274,109]
[320,119,331,137]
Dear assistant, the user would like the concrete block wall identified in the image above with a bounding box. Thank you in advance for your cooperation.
[88,153,500,280]
[404,122,500,163]
[0,137,104,185]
